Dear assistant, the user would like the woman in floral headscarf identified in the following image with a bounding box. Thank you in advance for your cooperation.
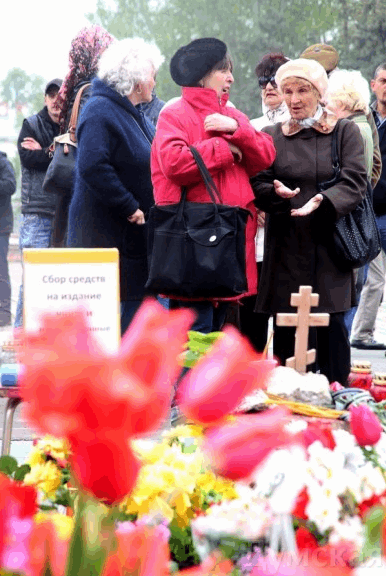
[52,25,115,246]
[57,25,115,129]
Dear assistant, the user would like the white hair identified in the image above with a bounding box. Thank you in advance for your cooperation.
[97,37,164,97]
[326,69,370,114]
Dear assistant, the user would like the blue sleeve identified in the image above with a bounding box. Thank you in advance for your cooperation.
[76,112,139,217]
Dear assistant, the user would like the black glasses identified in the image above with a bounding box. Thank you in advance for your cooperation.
[258,75,277,89]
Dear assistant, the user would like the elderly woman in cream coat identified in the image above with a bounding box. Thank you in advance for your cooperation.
[251,58,368,385]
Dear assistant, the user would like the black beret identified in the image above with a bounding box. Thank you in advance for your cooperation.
[170,38,227,87]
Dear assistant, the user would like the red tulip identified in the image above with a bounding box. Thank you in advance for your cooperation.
[177,552,233,575]
[203,408,298,480]
[292,487,309,521]
[349,404,383,446]
[69,433,141,505]
[303,423,336,450]
[0,474,38,572]
[20,300,194,439]
[102,524,170,576]
[119,298,195,434]
[28,519,71,576]
[18,299,195,504]
[295,527,319,551]
[178,325,276,424]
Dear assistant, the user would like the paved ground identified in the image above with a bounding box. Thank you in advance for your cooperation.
[1,237,386,463]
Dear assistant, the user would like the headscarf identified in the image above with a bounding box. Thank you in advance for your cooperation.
[57,25,115,124]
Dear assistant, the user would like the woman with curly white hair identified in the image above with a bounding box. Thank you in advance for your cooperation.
[67,37,164,333]
[325,70,373,177]
[325,69,374,338]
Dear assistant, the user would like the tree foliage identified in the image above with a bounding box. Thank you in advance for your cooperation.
[1,68,45,117]
[88,0,386,117]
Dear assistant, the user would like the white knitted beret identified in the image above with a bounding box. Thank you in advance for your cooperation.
[275,58,328,98]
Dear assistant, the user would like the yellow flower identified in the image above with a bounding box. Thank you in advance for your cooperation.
[34,512,74,540]
[121,436,237,526]
[24,460,62,498]
[162,424,204,442]
[27,447,45,468]
[35,435,70,463]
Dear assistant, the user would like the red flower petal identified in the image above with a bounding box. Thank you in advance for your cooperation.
[102,525,170,576]
[303,423,336,450]
[69,434,141,505]
[295,527,319,550]
[178,326,276,424]
[292,487,309,520]
[204,408,296,480]
[349,405,382,446]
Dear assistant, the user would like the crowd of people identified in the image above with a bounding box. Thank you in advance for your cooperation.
[5,26,386,386]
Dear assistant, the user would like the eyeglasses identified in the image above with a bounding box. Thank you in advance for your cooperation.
[258,75,277,89]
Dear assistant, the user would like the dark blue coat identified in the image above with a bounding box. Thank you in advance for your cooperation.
[67,78,155,300]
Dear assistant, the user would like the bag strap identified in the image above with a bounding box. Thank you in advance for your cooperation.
[68,83,91,144]
[190,146,223,204]
[331,119,342,174]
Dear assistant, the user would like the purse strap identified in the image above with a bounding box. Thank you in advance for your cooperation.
[330,119,342,176]
[68,83,92,144]
[189,146,223,204]
[176,146,223,222]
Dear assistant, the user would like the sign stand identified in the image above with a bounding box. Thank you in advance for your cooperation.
[23,248,120,354]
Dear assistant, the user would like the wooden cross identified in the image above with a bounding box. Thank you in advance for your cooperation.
[276,286,330,373]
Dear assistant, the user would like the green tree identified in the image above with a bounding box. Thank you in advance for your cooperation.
[88,0,338,117]
[0,68,45,130]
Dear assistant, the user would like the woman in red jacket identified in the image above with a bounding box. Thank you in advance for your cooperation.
[151,38,276,333]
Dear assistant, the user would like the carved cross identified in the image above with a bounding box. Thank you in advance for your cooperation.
[276,286,330,373]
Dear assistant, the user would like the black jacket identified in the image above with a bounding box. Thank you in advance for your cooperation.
[18,106,60,216]
[0,152,16,235]
[372,109,386,216]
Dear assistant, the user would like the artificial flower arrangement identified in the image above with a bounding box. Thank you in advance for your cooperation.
[1,298,386,576]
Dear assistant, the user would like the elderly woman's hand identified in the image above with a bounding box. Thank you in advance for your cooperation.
[204,113,238,133]
[228,143,243,162]
[127,209,145,225]
[291,194,323,217]
[273,179,300,199]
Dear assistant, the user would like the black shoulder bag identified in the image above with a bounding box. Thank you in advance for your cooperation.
[317,121,381,270]
[42,83,91,196]
[145,146,250,298]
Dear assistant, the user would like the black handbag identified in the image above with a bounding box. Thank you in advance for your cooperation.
[43,83,90,196]
[145,146,250,298]
[318,120,381,270]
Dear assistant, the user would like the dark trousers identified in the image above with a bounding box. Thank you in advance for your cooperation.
[239,294,270,352]
[273,311,351,385]
[169,299,229,334]
[239,262,270,352]
[0,234,11,324]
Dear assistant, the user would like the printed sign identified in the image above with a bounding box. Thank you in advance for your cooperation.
[23,248,120,354]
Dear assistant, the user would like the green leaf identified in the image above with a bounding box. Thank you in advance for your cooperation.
[14,464,31,481]
[0,455,18,476]
[182,350,200,368]
[360,506,385,561]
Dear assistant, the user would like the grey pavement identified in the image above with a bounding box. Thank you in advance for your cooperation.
[1,237,386,464]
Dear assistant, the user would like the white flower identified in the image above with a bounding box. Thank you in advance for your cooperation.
[305,483,342,533]
[329,516,365,551]
[248,446,307,514]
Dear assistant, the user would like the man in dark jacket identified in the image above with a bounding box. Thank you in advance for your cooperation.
[0,153,16,326]
[15,78,62,328]
[351,62,386,351]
